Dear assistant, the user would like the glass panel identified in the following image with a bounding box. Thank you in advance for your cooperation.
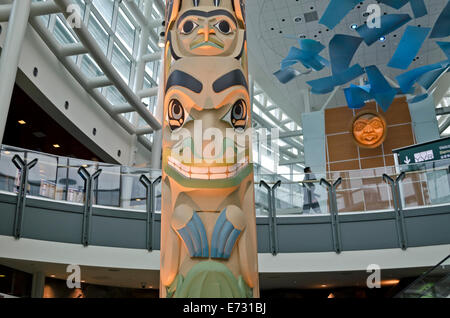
[87,13,109,55]
[80,54,103,77]
[116,8,136,53]
[111,43,131,84]
[27,153,58,199]
[0,149,24,193]
[53,16,77,45]
[92,0,115,27]
[96,164,121,207]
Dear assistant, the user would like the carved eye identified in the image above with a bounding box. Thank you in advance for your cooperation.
[370,119,383,129]
[168,99,185,131]
[354,122,366,132]
[230,100,247,131]
[215,20,231,34]
[181,20,198,34]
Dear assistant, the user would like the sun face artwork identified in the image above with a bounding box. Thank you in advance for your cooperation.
[351,111,387,149]
[160,0,259,298]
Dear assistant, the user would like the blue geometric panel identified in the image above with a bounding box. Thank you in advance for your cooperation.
[437,41,450,61]
[396,61,449,93]
[409,0,428,18]
[307,64,365,94]
[378,0,410,9]
[355,14,412,46]
[388,26,430,70]
[273,68,306,84]
[344,85,372,109]
[280,39,329,72]
[329,35,363,76]
[175,211,209,258]
[319,0,360,30]
[430,1,450,39]
[365,65,398,111]
[211,209,242,259]
[379,0,427,18]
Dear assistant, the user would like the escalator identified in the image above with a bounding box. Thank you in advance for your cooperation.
[396,255,450,298]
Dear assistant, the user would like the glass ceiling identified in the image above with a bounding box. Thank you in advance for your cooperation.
[30,0,304,176]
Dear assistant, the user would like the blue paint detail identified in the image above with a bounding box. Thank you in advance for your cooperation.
[186,221,202,257]
[211,209,227,258]
[319,0,360,30]
[175,211,210,258]
[223,229,242,259]
[192,212,209,257]
[329,35,363,76]
[356,14,411,46]
[217,222,234,258]
[388,26,430,70]
[177,227,195,257]
[430,1,450,39]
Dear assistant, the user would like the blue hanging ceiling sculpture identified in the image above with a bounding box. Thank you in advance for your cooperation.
[274,0,450,112]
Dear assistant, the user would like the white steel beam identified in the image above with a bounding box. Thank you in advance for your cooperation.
[0,0,32,143]
[0,1,60,22]
[86,75,112,90]
[53,0,161,131]
[59,43,89,56]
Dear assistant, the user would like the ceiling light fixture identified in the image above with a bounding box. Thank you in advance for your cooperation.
[53,144,61,148]
[379,36,386,42]
[350,24,358,29]
[18,120,26,125]
[0,274,6,278]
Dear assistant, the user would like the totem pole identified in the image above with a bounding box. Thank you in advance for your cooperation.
[160,0,259,298]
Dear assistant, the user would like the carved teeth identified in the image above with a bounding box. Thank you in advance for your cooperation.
[209,166,227,174]
[168,156,249,180]
[191,166,209,174]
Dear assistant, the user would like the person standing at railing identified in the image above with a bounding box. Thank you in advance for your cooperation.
[302,167,321,214]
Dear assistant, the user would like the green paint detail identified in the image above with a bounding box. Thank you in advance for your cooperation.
[171,261,252,298]
[164,163,253,189]
[167,274,184,298]
[191,41,224,50]
[238,276,253,298]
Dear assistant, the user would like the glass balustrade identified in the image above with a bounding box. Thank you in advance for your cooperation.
[2,145,450,216]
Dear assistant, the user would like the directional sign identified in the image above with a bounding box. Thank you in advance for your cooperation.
[393,136,450,170]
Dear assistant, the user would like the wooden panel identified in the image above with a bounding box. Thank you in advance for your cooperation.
[355,102,377,114]
[325,107,354,134]
[329,160,360,172]
[385,155,395,166]
[384,97,412,126]
[327,133,358,162]
[361,157,385,169]
[382,124,415,154]
[359,146,383,158]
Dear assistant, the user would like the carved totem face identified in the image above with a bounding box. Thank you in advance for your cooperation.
[351,111,387,148]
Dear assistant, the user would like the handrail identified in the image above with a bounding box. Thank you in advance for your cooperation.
[396,254,450,298]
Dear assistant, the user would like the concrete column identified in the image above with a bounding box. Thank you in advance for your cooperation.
[301,110,326,174]
[0,0,32,143]
[408,94,440,143]
[31,272,45,298]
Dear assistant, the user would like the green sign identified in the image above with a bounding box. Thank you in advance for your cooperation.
[393,136,450,166]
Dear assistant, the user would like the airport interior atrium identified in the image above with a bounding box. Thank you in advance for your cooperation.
[0,0,449,299]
